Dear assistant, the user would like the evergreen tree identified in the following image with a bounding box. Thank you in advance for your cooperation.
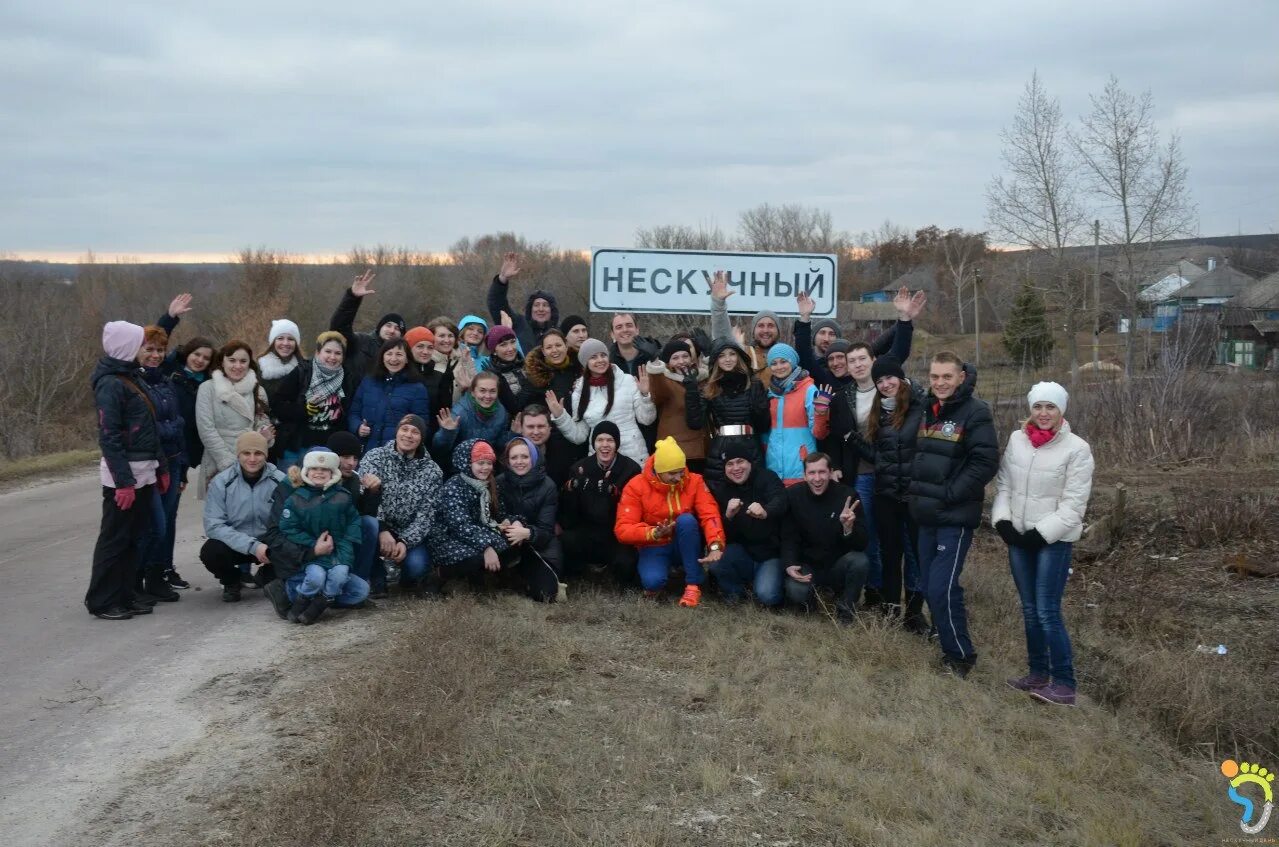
[1003,282,1055,368]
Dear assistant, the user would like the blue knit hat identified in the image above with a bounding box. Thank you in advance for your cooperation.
[767,343,799,369]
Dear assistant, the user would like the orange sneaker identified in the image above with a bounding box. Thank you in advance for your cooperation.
[678,584,701,608]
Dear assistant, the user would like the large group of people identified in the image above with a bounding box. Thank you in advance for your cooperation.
[86,253,1094,706]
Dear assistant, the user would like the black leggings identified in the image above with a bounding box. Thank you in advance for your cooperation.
[874,493,918,610]
[439,545,559,602]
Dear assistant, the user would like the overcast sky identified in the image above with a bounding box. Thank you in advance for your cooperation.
[3,0,1277,258]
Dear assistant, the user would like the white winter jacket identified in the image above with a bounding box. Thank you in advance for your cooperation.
[552,365,657,465]
[991,420,1094,544]
[195,369,273,493]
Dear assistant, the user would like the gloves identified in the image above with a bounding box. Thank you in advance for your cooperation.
[157,472,171,494]
[114,487,136,511]
[1023,528,1047,550]
[813,390,833,414]
[995,520,1021,547]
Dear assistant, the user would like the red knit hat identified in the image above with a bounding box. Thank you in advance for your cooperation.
[404,326,435,348]
[470,441,497,463]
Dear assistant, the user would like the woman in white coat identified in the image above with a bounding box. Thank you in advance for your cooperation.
[195,340,276,493]
[546,338,656,465]
[992,381,1094,708]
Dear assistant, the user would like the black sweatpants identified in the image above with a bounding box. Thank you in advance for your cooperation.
[200,539,264,587]
[560,527,638,585]
[439,545,560,602]
[85,485,154,614]
[874,493,918,611]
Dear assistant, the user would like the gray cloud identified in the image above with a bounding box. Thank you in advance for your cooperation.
[2,0,1276,254]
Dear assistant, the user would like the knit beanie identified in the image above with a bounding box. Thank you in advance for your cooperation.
[302,447,340,473]
[485,325,516,351]
[457,314,488,334]
[1027,381,1069,413]
[377,313,407,334]
[660,339,693,365]
[767,343,800,369]
[268,319,301,346]
[751,310,780,338]
[577,338,609,367]
[326,430,363,458]
[235,431,269,455]
[652,437,687,474]
[404,326,435,348]
[871,355,906,383]
[398,414,428,442]
[102,321,145,361]
[559,314,588,335]
[812,318,843,339]
[590,420,621,446]
[471,440,497,463]
[826,339,852,356]
[315,330,347,351]
[720,439,755,464]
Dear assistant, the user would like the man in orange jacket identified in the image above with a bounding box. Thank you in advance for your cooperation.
[615,437,725,607]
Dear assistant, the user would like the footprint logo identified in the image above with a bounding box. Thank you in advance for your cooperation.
[1221,759,1275,835]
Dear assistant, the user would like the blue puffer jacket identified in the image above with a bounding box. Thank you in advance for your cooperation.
[141,365,186,463]
[431,394,513,464]
[347,372,430,451]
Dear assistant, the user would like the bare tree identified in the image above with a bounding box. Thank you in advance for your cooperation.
[635,223,729,250]
[1071,75,1196,373]
[937,228,988,334]
[987,72,1090,377]
[736,203,845,253]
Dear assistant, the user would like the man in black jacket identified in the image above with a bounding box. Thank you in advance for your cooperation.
[708,442,787,606]
[328,270,406,375]
[780,452,869,622]
[558,422,641,584]
[488,252,559,353]
[909,352,999,677]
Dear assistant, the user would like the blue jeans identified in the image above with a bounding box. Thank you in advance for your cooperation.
[636,513,705,591]
[135,484,167,579]
[286,567,370,607]
[149,460,184,572]
[1008,541,1075,689]
[711,544,782,606]
[855,473,882,590]
[917,526,976,664]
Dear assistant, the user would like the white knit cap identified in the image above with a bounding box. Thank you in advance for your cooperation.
[268,319,301,346]
[1027,381,1068,413]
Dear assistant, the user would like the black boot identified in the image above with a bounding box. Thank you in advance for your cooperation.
[298,595,331,625]
[416,572,447,600]
[222,581,242,603]
[286,593,310,623]
[903,591,928,634]
[263,579,290,619]
[144,574,181,602]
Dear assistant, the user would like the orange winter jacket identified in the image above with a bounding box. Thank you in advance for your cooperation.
[615,456,726,549]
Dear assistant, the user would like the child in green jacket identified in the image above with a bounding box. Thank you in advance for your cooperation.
[279,447,361,624]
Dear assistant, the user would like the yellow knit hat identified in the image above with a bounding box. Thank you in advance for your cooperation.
[652,437,686,474]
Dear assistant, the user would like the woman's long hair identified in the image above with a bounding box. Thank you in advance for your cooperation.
[214,339,269,416]
[178,336,216,368]
[575,363,615,421]
[370,338,420,381]
[867,380,913,440]
[704,348,750,400]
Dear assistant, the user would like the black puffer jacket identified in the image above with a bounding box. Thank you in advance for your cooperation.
[908,365,999,528]
[840,381,927,501]
[686,340,771,482]
[169,369,206,479]
[498,463,558,552]
[559,453,642,533]
[487,276,560,353]
[710,466,788,561]
[92,357,168,488]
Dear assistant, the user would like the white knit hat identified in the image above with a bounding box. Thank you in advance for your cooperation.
[1027,381,1068,413]
[268,318,301,346]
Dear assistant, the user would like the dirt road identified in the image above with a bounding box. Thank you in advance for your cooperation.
[0,470,382,847]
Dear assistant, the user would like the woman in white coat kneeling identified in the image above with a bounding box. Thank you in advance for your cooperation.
[547,338,656,466]
[992,381,1093,708]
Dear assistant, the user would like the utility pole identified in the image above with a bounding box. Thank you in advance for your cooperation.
[1092,219,1101,368]
[974,266,982,367]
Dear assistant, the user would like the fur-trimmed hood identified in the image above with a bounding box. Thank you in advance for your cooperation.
[524,345,581,388]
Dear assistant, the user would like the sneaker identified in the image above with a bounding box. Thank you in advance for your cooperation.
[91,606,134,620]
[144,578,181,602]
[1030,683,1077,707]
[126,601,155,615]
[165,570,191,589]
[222,585,242,603]
[1006,673,1050,692]
[678,585,702,608]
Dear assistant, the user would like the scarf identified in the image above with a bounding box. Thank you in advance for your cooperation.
[212,368,261,424]
[769,366,808,398]
[470,392,499,420]
[588,372,609,387]
[461,474,500,529]
[1025,420,1057,449]
[257,352,298,381]
[717,371,747,394]
[880,394,898,413]
[306,362,346,426]
[183,367,207,383]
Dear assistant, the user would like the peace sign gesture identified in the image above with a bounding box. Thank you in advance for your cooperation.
[839,496,859,530]
[351,269,376,298]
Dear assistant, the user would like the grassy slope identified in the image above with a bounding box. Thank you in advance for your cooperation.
[214,539,1244,847]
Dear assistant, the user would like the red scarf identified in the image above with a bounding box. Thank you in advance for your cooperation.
[1025,420,1056,448]
[588,373,609,387]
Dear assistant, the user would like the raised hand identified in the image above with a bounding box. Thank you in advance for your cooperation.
[499,252,521,283]
[351,270,376,298]
[813,384,834,415]
[731,324,748,350]
[437,408,459,431]
[796,290,815,321]
[637,368,651,397]
[839,496,859,529]
[167,293,193,318]
[894,286,927,321]
[544,390,565,418]
[500,310,513,329]
[709,270,734,301]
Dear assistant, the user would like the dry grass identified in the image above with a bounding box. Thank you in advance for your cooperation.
[201,572,1240,847]
[0,446,97,484]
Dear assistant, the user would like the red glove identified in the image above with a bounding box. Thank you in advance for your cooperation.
[114,487,136,511]
[157,472,171,494]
